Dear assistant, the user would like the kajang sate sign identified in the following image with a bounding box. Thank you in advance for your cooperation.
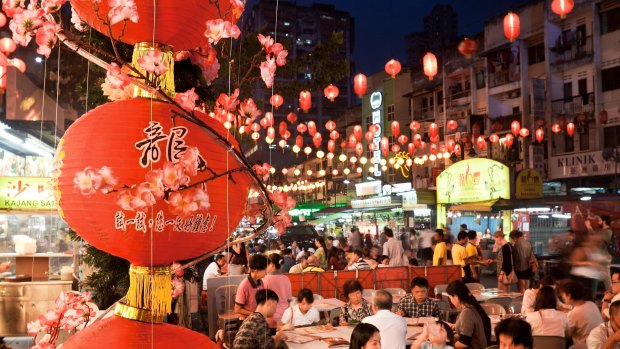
[549,150,616,179]
[0,177,55,210]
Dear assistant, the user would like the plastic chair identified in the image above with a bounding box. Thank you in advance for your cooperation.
[481,303,506,316]
[313,293,324,301]
[486,296,513,312]
[434,284,448,298]
[509,299,523,314]
[362,289,375,298]
[214,285,240,333]
[466,282,485,292]
[384,288,407,296]
[533,336,565,349]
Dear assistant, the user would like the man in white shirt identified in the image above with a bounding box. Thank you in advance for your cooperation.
[202,253,226,290]
[588,300,620,349]
[362,289,407,349]
[418,229,435,266]
[382,227,406,266]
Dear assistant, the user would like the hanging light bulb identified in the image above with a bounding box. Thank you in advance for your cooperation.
[332,169,339,176]
[359,156,368,165]
[294,169,301,176]
[304,146,312,155]
[316,150,325,159]
[318,169,326,177]
[292,145,301,153]
[306,170,313,176]
[339,153,347,162]
[350,156,358,164]
[282,168,288,175]
[343,168,351,175]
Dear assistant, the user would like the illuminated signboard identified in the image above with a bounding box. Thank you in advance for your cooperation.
[355,180,382,196]
[288,203,326,218]
[370,91,383,177]
[0,177,56,210]
[351,196,392,209]
[436,159,510,204]
[515,169,543,199]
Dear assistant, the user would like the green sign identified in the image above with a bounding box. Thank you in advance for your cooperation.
[288,203,326,218]
[436,159,510,204]
[0,177,56,210]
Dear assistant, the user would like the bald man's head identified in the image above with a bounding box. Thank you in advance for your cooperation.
[372,289,393,310]
[307,255,320,267]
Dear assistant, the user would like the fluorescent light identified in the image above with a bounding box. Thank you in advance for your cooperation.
[0,129,24,146]
[580,196,592,201]
[552,213,572,219]
[22,142,53,158]
[25,138,55,157]
[539,215,549,219]
[514,207,551,212]
[343,180,350,184]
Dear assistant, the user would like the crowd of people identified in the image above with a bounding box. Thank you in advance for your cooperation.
[200,215,618,349]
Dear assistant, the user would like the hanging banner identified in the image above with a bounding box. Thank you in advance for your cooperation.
[515,169,543,199]
[436,158,510,204]
[0,177,55,210]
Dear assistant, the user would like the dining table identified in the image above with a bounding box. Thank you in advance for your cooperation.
[443,289,522,303]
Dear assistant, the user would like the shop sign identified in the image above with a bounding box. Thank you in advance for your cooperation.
[382,182,411,195]
[351,196,393,209]
[436,158,510,204]
[370,91,383,177]
[401,191,419,209]
[288,203,326,218]
[0,177,55,210]
[355,180,381,196]
[548,150,617,180]
[515,169,543,199]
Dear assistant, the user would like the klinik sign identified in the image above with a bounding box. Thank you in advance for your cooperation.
[370,91,383,177]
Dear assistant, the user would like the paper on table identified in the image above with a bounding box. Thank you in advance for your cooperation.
[286,333,318,344]
[406,317,438,326]
[296,324,337,335]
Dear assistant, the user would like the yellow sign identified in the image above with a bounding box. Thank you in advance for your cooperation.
[515,169,543,199]
[0,177,56,210]
[436,159,510,204]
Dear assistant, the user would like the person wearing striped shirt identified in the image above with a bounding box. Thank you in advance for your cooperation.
[347,250,372,270]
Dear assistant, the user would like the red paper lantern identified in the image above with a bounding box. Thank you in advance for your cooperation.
[296,123,307,134]
[600,110,608,124]
[446,139,456,152]
[329,130,340,140]
[368,143,377,152]
[458,38,478,59]
[70,0,232,50]
[476,136,486,150]
[296,135,303,148]
[423,52,438,80]
[307,121,317,136]
[323,84,339,102]
[299,90,312,113]
[55,99,250,265]
[385,59,402,78]
[454,144,461,155]
[353,125,363,141]
[413,134,422,146]
[348,134,358,147]
[551,123,562,134]
[429,143,438,155]
[407,143,415,155]
[535,128,545,143]
[519,128,530,138]
[551,0,574,19]
[266,126,275,140]
[504,134,514,147]
[430,135,440,143]
[504,12,520,42]
[397,135,408,145]
[380,137,389,156]
[312,133,322,147]
[419,141,427,150]
[364,131,374,142]
[447,119,458,131]
[410,121,421,132]
[278,121,287,137]
[489,134,499,143]
[391,144,401,153]
[428,123,439,137]
[283,130,291,140]
[270,94,283,109]
[369,124,380,134]
[325,120,336,132]
[341,140,349,149]
[0,38,16,55]
[391,121,401,136]
[264,112,274,127]
[355,143,364,156]
[566,122,575,136]
[259,117,269,129]
[286,112,297,124]
[353,73,367,97]
[510,120,521,136]
[251,132,260,141]
[472,123,481,139]
[327,139,336,153]
[63,317,219,348]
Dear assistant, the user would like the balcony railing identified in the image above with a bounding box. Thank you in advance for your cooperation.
[551,92,594,115]
[489,69,521,88]
[448,90,471,107]
[413,106,435,121]
[550,35,593,68]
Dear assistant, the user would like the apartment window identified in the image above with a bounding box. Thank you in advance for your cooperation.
[475,70,486,89]
[578,122,589,151]
[437,91,443,106]
[387,104,395,121]
[601,7,620,34]
[604,126,620,148]
[602,66,620,92]
[528,43,545,65]
[564,133,575,152]
[563,82,573,99]
[578,78,587,95]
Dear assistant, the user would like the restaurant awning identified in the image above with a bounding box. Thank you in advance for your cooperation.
[449,199,498,212]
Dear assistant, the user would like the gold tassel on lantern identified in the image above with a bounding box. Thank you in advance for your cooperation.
[114,265,171,323]
[131,42,176,98]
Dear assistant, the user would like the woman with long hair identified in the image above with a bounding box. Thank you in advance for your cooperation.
[227,241,248,275]
[314,237,328,270]
[446,280,490,349]
[524,286,568,337]
[350,323,381,349]
[262,253,292,331]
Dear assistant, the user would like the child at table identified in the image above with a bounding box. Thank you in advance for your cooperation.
[278,288,320,330]
[412,321,455,349]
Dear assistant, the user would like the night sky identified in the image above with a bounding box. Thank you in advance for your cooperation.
[257,0,532,73]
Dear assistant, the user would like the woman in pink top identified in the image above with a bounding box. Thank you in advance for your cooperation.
[262,253,292,330]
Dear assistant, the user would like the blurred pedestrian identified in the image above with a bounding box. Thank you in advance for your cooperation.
[383,227,406,266]
[510,230,534,293]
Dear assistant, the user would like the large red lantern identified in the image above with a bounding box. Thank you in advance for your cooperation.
[519,128,530,138]
[391,121,400,136]
[330,130,340,140]
[0,38,16,55]
[62,316,219,349]
[551,123,562,134]
[458,38,478,59]
[353,125,363,141]
[55,99,250,266]
[410,121,421,132]
[510,120,521,136]
[419,141,427,150]
[324,84,339,102]
[413,134,422,146]
[270,94,283,109]
[397,135,408,145]
[535,128,545,143]
[447,119,458,131]
[299,90,312,113]
[307,121,317,136]
[566,122,575,136]
[325,120,337,132]
[453,144,461,155]
[385,59,402,78]
[504,12,520,42]
[267,126,275,140]
[70,0,233,51]
[327,140,336,153]
[369,124,380,134]
[423,52,438,80]
[551,0,574,19]
[428,123,439,137]
[353,73,367,97]
[313,133,322,147]
[286,112,297,124]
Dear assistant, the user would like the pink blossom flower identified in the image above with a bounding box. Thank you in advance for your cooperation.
[35,21,59,58]
[178,146,200,176]
[168,191,198,218]
[71,7,87,32]
[257,34,274,52]
[73,167,103,196]
[173,50,190,61]
[10,8,44,46]
[105,62,130,89]
[174,88,198,111]
[272,212,292,236]
[252,163,272,182]
[32,336,54,349]
[270,43,283,56]
[269,190,296,211]
[39,310,61,326]
[116,188,133,210]
[171,277,185,299]
[2,0,25,18]
[230,0,244,19]
[101,80,133,101]
[27,319,44,336]
[137,49,168,75]
[238,98,261,120]
[98,166,118,193]
[162,162,189,191]
[259,57,276,88]
[193,187,210,210]
[201,60,219,85]
[216,88,240,112]
[171,262,184,277]
[190,48,220,85]
[204,19,240,45]
[41,0,66,13]
[108,0,139,25]
[245,203,264,225]
[129,183,157,211]
[276,50,288,67]
[144,169,165,198]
